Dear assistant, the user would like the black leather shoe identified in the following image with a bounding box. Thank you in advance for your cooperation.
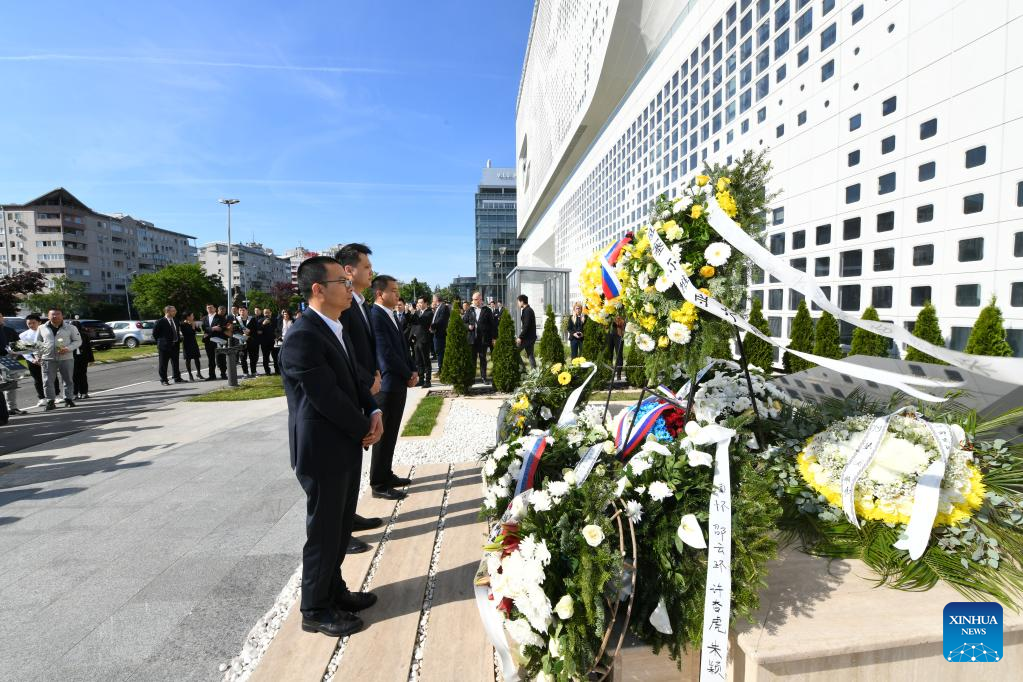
[301,611,364,637]
[64,400,76,408]
[372,486,407,501]
[333,590,377,612]
[45,401,56,411]
[387,475,412,487]
[173,378,185,383]
[352,515,382,531]
[160,380,170,386]
[347,537,370,554]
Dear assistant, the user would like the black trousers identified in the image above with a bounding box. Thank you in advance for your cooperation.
[607,337,624,379]
[73,356,89,395]
[204,341,219,373]
[244,344,260,374]
[570,337,583,358]
[371,388,407,487]
[158,343,181,382]
[414,343,432,383]
[472,342,488,379]
[433,335,445,375]
[28,361,49,399]
[520,340,536,369]
[297,467,360,615]
[260,344,275,374]
[270,346,281,374]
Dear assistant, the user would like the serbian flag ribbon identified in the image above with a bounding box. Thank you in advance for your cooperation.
[513,435,547,497]
[615,397,672,461]
[599,234,633,300]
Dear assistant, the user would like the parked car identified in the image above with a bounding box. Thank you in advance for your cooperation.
[109,320,156,348]
[2,316,28,335]
[74,319,116,350]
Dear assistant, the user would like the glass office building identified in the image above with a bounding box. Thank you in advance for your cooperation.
[516,0,1023,356]
[475,164,521,306]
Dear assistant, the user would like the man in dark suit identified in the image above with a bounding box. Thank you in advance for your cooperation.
[201,304,226,380]
[411,297,433,387]
[487,298,501,353]
[237,306,259,378]
[281,255,383,637]
[336,243,384,550]
[257,308,277,375]
[369,275,417,499]
[464,291,494,383]
[516,294,537,369]
[153,305,184,385]
[429,294,450,377]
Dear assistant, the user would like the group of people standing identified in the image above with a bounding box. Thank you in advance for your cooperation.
[1,309,95,415]
[280,243,459,639]
[152,304,291,385]
[456,292,538,382]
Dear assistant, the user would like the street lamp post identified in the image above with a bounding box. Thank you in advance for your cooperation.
[219,198,240,313]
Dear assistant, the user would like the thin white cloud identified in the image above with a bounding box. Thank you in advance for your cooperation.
[0,52,392,75]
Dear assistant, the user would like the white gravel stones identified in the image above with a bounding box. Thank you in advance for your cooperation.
[394,400,497,465]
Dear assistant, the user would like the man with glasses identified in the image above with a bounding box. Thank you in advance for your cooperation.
[280,255,383,638]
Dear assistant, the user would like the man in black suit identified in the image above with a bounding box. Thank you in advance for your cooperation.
[281,255,383,638]
[369,275,417,499]
[516,294,537,369]
[464,291,494,383]
[336,243,384,550]
[153,305,184,385]
[238,306,259,378]
[411,297,433,387]
[429,294,450,377]
[201,304,226,380]
[487,298,501,353]
[257,308,277,375]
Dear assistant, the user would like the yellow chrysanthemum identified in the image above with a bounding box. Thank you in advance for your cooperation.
[550,363,563,374]
[662,220,677,235]
[640,315,657,331]
[716,176,731,192]
[669,301,699,327]
[696,174,710,186]
[700,265,716,278]
[699,288,712,297]
[717,189,738,218]
[571,356,587,366]
[690,204,704,220]
[512,395,530,411]
[557,371,572,386]
[657,335,669,348]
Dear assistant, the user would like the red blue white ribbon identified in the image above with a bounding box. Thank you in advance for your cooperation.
[599,234,632,300]
[615,397,672,460]
[513,436,547,497]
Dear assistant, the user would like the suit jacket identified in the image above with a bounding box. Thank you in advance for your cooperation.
[567,314,586,337]
[429,303,450,338]
[411,309,433,347]
[201,313,226,342]
[257,314,277,347]
[370,305,415,393]
[153,317,181,351]
[340,298,378,392]
[0,325,19,356]
[487,307,501,342]
[463,305,494,349]
[280,311,378,477]
[519,305,537,343]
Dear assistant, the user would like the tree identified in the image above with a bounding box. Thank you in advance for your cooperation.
[624,343,647,387]
[581,317,612,388]
[441,310,475,394]
[491,309,522,393]
[246,290,274,312]
[23,276,88,316]
[850,306,890,358]
[965,297,1014,357]
[130,264,226,318]
[0,270,46,315]
[743,297,774,372]
[905,301,947,364]
[783,300,815,373]
[399,278,429,305]
[90,301,126,321]
[270,281,296,312]
[538,305,565,366]
[812,311,842,360]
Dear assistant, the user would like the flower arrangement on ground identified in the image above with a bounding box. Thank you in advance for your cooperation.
[497,358,598,442]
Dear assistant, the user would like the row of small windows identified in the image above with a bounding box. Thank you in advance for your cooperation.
[759,280,1022,314]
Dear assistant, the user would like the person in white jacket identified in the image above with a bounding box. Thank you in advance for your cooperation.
[36,308,82,410]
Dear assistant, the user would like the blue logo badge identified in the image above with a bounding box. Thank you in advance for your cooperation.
[944,601,1003,662]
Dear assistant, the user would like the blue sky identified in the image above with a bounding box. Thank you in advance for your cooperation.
[0,1,534,287]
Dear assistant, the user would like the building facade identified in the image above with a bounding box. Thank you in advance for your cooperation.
[197,241,291,297]
[449,275,478,303]
[475,163,521,306]
[283,247,318,286]
[516,0,1023,356]
[1,188,195,301]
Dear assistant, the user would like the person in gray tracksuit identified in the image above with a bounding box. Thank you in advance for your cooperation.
[36,308,82,409]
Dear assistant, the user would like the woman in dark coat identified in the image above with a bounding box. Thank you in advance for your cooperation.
[180,311,203,381]
[567,302,587,359]
[70,320,94,399]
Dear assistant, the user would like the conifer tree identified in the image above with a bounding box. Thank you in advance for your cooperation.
[743,297,774,372]
[812,311,843,359]
[538,304,566,366]
[581,317,612,387]
[850,306,890,358]
[441,311,475,394]
[783,300,815,373]
[965,297,1014,357]
[491,309,522,393]
[624,343,647,387]
[904,301,947,364]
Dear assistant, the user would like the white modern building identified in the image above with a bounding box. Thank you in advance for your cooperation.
[516,0,1023,356]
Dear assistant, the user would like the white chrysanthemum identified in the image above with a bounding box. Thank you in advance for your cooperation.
[666,322,691,345]
[493,444,509,460]
[505,618,543,648]
[704,242,732,267]
[648,480,673,501]
[531,489,553,512]
[484,458,498,477]
[637,333,655,352]
[540,406,553,420]
[625,500,644,524]
[629,453,653,475]
[638,272,650,290]
[654,274,672,292]
[547,480,570,499]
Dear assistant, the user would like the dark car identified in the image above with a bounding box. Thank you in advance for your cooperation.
[74,319,116,350]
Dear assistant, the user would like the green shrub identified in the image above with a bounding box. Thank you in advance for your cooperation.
[538,304,566,366]
[850,306,890,358]
[904,301,947,364]
[491,309,522,393]
[624,343,647,387]
[783,300,815,373]
[581,317,612,388]
[965,297,1013,357]
[743,297,774,372]
[812,311,842,360]
[440,311,474,394]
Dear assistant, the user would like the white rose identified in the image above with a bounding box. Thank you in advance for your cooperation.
[603,440,617,455]
[582,524,605,547]
[554,594,574,620]
[648,480,673,501]
[536,671,554,682]
[677,513,707,549]
[563,470,577,486]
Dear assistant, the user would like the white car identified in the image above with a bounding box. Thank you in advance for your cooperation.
[109,320,155,348]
